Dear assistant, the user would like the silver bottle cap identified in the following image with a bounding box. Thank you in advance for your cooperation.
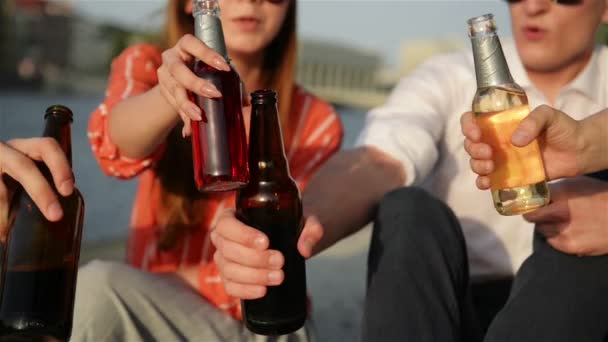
[193,0,228,59]
[468,14,514,88]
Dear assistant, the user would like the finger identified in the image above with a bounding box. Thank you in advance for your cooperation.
[211,230,284,269]
[460,112,481,141]
[162,70,203,122]
[215,252,284,286]
[7,138,74,196]
[298,215,324,258]
[464,139,493,160]
[215,210,269,250]
[178,34,231,72]
[223,281,267,300]
[469,158,494,176]
[0,178,10,237]
[167,56,222,99]
[544,223,580,255]
[523,200,569,224]
[476,176,491,190]
[512,105,556,147]
[0,143,62,221]
[535,222,563,239]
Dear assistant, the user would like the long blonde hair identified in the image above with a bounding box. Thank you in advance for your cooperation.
[155,0,298,250]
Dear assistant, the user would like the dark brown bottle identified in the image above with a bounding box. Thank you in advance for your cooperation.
[191,0,248,192]
[236,90,307,336]
[0,105,85,341]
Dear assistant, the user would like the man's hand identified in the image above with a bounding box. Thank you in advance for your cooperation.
[0,138,74,240]
[525,177,608,256]
[461,105,586,189]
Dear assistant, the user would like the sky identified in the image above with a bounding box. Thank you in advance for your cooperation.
[72,0,513,66]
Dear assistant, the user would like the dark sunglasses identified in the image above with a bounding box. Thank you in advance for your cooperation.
[265,0,289,4]
[505,0,582,5]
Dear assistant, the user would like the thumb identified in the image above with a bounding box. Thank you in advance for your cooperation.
[297,215,324,259]
[511,105,556,147]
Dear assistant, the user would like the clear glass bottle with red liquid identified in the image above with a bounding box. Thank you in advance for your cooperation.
[191,0,248,192]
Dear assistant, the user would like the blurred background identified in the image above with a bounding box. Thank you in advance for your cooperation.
[1,1,607,340]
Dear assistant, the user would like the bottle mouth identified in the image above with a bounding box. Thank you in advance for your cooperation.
[251,89,277,104]
[44,105,73,121]
[467,13,497,37]
[193,0,220,17]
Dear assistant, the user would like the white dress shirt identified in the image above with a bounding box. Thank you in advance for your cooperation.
[356,39,608,281]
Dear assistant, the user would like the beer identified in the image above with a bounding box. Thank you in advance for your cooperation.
[468,14,550,215]
[191,0,248,192]
[236,90,307,335]
[0,105,85,341]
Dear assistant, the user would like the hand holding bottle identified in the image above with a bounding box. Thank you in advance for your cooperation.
[461,105,603,189]
[210,211,324,299]
[0,138,75,237]
[157,34,231,137]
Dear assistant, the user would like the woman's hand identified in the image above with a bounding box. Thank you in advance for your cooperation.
[157,34,231,137]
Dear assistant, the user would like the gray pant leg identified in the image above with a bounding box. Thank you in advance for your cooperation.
[71,260,312,342]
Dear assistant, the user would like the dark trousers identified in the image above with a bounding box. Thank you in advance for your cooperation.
[362,187,608,342]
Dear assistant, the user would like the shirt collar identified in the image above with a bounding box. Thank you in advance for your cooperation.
[563,45,605,103]
[502,39,605,103]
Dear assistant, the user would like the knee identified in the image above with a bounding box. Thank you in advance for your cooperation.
[378,187,438,218]
[72,260,136,341]
[375,187,442,233]
[372,187,462,247]
[76,260,127,294]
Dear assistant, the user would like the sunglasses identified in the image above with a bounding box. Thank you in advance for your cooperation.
[505,0,582,5]
[265,0,289,4]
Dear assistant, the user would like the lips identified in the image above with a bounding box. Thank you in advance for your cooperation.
[232,16,261,31]
[522,26,546,41]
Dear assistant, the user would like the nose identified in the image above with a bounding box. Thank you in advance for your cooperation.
[520,0,552,16]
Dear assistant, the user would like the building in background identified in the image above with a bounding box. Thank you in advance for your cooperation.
[2,1,607,109]
[1,0,73,90]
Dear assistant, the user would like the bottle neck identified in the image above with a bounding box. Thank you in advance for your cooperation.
[248,101,290,181]
[470,32,514,88]
[43,114,73,167]
[194,1,228,60]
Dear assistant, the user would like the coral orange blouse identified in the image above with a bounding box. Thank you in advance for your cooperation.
[88,44,343,320]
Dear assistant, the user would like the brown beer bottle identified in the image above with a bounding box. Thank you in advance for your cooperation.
[236,90,307,335]
[0,105,85,341]
[191,0,249,192]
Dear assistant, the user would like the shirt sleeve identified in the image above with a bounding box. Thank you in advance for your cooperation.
[287,97,344,190]
[88,44,165,179]
[355,53,466,186]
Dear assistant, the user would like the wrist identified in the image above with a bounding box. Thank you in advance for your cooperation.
[579,116,605,175]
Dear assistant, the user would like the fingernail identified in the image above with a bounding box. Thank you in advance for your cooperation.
[512,130,528,145]
[269,253,282,267]
[255,236,267,249]
[268,271,282,283]
[189,106,202,121]
[203,86,222,98]
[60,180,74,195]
[47,202,63,221]
[213,57,230,71]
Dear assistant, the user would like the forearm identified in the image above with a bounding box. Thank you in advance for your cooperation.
[108,85,180,159]
[580,109,608,174]
[303,146,406,254]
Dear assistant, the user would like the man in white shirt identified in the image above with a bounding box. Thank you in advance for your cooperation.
[211,0,608,341]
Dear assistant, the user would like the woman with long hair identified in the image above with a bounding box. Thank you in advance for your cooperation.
[74,0,343,340]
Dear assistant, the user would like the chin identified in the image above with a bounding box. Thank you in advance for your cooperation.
[521,56,567,73]
[227,40,265,56]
